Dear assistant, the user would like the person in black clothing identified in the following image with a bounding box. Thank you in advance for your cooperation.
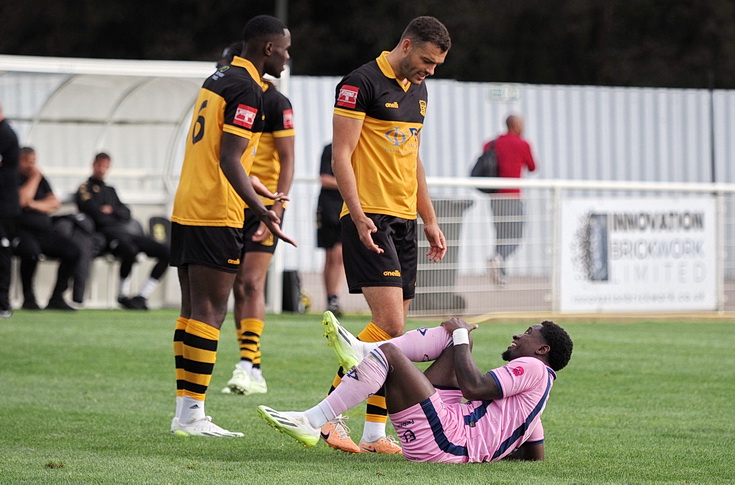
[0,101,20,318]
[75,152,170,310]
[14,147,80,311]
[315,143,345,315]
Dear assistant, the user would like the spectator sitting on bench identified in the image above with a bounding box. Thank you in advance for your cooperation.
[75,152,170,310]
[15,146,80,311]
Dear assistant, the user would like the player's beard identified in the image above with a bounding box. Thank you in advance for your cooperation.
[501,350,512,362]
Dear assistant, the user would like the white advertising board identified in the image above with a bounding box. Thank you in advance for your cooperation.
[559,197,717,312]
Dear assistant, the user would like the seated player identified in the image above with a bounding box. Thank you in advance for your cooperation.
[75,152,170,310]
[259,312,573,462]
[14,147,80,310]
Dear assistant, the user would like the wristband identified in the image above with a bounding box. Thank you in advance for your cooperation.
[453,328,469,346]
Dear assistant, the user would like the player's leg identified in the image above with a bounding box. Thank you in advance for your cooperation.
[42,230,80,310]
[323,311,453,374]
[14,230,42,310]
[259,342,434,448]
[322,215,413,453]
[505,198,525,260]
[173,264,242,436]
[110,234,140,309]
[127,234,170,309]
[0,220,15,317]
[169,223,243,437]
[226,249,272,395]
[358,216,418,450]
[173,266,190,422]
[422,344,462,389]
[324,242,344,315]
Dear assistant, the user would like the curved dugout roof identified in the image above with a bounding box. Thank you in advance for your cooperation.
[0,54,215,201]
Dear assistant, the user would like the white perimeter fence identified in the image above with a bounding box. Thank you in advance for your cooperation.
[279,176,735,317]
[11,176,735,317]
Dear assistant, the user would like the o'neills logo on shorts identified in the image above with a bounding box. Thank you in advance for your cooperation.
[383,269,401,277]
[227,258,241,265]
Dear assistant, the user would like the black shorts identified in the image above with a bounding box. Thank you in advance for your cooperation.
[341,213,417,299]
[242,207,281,254]
[316,190,343,249]
[170,222,243,273]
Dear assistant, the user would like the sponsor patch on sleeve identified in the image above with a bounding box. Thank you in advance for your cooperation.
[283,109,294,129]
[233,104,258,129]
[337,85,359,109]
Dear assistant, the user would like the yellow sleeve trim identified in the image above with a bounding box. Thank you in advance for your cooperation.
[273,129,295,138]
[334,107,366,120]
[223,125,253,139]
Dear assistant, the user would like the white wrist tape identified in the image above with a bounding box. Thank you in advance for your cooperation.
[453,328,470,346]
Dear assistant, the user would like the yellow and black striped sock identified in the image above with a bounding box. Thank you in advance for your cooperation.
[173,316,188,399]
[238,318,264,368]
[182,319,219,401]
[358,323,393,425]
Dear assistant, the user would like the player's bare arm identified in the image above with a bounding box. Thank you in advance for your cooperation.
[250,175,289,202]
[17,165,43,208]
[332,113,382,254]
[416,152,446,262]
[441,317,502,401]
[272,133,294,219]
[254,132,295,243]
[220,132,297,247]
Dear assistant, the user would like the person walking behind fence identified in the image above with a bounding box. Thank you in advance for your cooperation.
[487,115,536,286]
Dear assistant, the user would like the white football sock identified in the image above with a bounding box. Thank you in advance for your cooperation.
[180,396,205,424]
[362,421,387,443]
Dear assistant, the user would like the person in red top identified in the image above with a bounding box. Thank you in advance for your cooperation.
[485,115,536,285]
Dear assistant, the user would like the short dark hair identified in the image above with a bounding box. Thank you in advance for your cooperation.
[218,41,244,67]
[20,146,35,156]
[539,321,573,371]
[401,16,451,52]
[242,15,287,44]
[94,152,110,162]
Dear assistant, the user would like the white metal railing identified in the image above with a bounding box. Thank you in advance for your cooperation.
[11,176,735,316]
[280,176,735,317]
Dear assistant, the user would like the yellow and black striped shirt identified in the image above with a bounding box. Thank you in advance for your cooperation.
[334,51,428,220]
[172,56,265,227]
[246,82,295,207]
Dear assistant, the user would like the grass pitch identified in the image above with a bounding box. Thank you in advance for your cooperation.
[1,309,733,484]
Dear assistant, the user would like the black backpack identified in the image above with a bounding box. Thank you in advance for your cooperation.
[470,140,498,193]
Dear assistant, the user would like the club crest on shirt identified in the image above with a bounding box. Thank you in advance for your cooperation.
[419,99,427,116]
[283,109,294,129]
[337,85,359,109]
[512,366,525,376]
[234,104,257,129]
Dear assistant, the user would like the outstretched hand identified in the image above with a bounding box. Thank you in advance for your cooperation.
[260,210,297,247]
[424,223,447,262]
[355,215,383,254]
[252,222,272,243]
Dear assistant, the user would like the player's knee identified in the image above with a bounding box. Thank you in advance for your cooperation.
[379,320,404,338]
[377,342,401,360]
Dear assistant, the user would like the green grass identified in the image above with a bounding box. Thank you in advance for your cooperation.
[1,310,734,484]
